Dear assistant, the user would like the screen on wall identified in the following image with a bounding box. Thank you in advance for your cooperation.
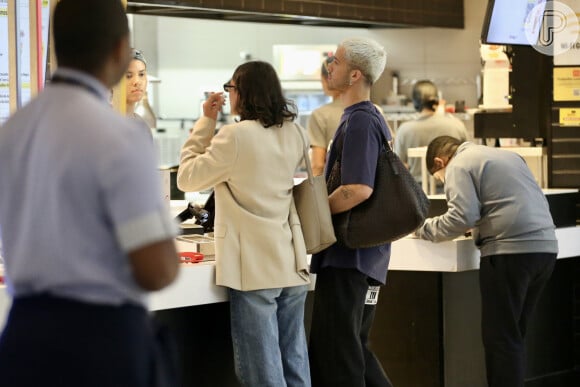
[481,0,547,46]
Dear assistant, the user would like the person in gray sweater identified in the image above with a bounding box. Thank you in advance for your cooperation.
[416,136,558,387]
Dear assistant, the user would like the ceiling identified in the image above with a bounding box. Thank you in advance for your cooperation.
[126,2,409,29]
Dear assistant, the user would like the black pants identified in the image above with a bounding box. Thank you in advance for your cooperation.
[479,252,557,387]
[0,294,158,387]
[309,267,392,387]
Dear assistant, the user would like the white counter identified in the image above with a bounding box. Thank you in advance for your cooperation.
[1,194,578,328]
[145,226,580,311]
[149,262,227,310]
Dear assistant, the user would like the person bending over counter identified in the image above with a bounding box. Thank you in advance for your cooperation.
[415,135,558,387]
[177,61,311,387]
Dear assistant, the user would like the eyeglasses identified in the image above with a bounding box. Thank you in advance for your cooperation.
[223,83,237,92]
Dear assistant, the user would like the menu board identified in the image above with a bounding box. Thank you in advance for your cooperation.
[0,0,8,124]
[17,0,32,107]
[40,0,49,86]
[0,0,50,125]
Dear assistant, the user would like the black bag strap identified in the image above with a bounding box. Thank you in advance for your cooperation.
[335,107,404,181]
[328,107,393,193]
[335,107,392,162]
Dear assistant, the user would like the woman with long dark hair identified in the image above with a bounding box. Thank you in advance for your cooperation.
[177,61,311,387]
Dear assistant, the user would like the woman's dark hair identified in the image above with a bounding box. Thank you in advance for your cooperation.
[426,136,462,174]
[232,61,297,128]
[54,0,128,74]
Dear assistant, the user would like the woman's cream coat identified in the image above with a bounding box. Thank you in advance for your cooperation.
[177,116,310,291]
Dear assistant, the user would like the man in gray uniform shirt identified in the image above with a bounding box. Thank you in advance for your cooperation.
[0,0,179,385]
[416,136,558,387]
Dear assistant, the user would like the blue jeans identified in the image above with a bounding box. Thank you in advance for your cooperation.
[229,285,311,387]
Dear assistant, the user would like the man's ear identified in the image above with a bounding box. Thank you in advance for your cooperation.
[433,157,446,170]
[350,69,362,84]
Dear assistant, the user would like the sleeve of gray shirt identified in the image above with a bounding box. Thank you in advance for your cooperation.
[417,164,480,242]
[103,122,179,252]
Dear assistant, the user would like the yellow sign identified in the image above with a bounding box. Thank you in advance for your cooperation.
[559,108,580,126]
[554,67,580,101]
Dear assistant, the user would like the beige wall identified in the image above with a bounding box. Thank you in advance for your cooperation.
[132,0,487,119]
[369,0,487,109]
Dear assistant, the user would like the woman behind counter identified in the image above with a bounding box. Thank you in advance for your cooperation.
[125,48,155,130]
[177,61,311,387]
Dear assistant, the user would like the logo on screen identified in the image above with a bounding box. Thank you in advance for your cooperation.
[526,1,579,56]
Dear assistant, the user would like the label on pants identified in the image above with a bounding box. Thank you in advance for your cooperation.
[365,286,380,305]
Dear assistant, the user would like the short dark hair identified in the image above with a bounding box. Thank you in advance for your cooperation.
[426,136,462,174]
[53,0,129,74]
[412,80,439,112]
[232,61,297,128]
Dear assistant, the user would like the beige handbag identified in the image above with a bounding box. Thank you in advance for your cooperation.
[292,124,336,254]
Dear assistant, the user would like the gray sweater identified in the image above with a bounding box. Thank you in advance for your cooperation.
[417,142,558,257]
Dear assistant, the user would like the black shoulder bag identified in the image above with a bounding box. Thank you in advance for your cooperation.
[327,111,430,248]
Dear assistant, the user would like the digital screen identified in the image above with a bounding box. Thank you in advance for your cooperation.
[482,0,547,45]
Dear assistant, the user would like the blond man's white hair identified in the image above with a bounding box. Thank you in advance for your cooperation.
[340,37,387,84]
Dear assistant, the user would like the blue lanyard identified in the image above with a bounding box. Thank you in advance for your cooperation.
[50,75,103,100]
